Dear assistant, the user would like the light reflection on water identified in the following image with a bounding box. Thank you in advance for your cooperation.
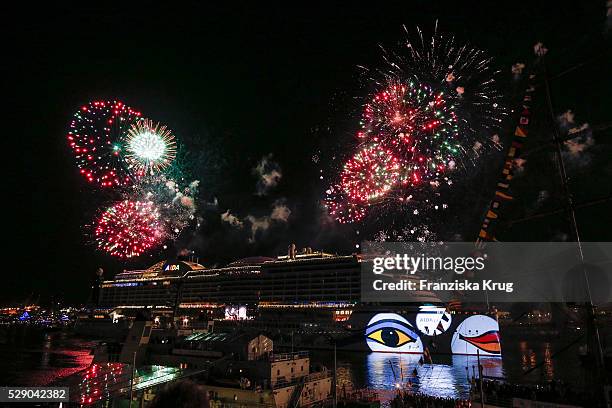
[364,353,503,399]
[519,341,555,382]
[322,337,583,400]
[0,328,95,386]
[0,328,580,398]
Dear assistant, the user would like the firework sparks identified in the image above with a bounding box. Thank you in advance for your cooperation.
[324,24,505,233]
[341,144,401,203]
[360,80,458,180]
[389,23,507,132]
[325,79,461,223]
[95,200,162,258]
[125,119,177,175]
[67,100,141,187]
[126,174,199,239]
[324,184,367,224]
[67,99,201,259]
[90,175,199,259]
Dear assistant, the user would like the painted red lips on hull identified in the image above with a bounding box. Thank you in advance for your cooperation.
[458,330,501,354]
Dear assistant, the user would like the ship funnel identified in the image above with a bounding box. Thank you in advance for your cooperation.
[288,243,296,260]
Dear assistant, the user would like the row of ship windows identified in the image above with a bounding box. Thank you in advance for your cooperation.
[189,274,360,281]
[102,286,359,293]
[185,280,360,286]
[100,291,359,300]
[100,293,359,302]
[103,280,359,290]
[103,282,360,294]
[101,292,360,303]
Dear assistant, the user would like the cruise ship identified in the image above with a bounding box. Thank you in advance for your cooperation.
[89,248,501,356]
[99,250,363,311]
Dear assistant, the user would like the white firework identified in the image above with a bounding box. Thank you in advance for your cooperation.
[125,118,177,174]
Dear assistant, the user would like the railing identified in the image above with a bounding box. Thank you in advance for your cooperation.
[305,371,331,382]
[270,351,309,362]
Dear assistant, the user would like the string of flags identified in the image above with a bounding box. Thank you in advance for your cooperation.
[476,73,536,247]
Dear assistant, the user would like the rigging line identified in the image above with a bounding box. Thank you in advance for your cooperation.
[506,196,612,226]
[518,122,612,159]
[548,51,610,81]
[542,59,605,369]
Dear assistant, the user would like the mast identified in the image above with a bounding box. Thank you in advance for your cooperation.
[541,50,606,391]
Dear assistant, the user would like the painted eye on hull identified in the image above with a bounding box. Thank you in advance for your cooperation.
[367,328,414,347]
[365,313,423,353]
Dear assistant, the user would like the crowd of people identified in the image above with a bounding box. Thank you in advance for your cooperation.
[147,377,601,408]
[389,377,600,407]
[391,392,470,408]
[476,378,595,407]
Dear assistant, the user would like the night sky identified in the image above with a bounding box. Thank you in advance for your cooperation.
[6,2,611,305]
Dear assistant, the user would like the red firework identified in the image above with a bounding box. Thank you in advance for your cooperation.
[341,144,401,203]
[67,100,141,188]
[324,184,367,224]
[359,80,458,175]
[95,200,162,258]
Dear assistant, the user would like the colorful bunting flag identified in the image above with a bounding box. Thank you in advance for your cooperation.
[476,71,535,244]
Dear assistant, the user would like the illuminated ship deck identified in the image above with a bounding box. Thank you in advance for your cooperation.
[100,252,360,309]
[98,251,438,310]
[96,252,500,358]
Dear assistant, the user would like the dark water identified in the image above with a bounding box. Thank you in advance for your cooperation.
[0,327,587,400]
[0,327,95,386]
[311,336,587,399]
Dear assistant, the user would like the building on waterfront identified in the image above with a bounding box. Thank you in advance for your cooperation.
[78,332,332,408]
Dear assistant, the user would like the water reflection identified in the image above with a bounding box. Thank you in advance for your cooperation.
[364,353,504,399]
[41,333,51,368]
[0,328,95,386]
[542,343,554,381]
[520,341,536,372]
[518,341,555,381]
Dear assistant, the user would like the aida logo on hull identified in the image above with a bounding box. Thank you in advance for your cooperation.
[415,305,452,336]
[164,264,181,271]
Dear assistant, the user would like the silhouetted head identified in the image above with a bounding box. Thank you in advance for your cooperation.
[148,380,209,408]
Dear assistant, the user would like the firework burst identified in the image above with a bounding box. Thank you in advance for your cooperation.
[384,22,506,134]
[67,100,141,187]
[325,79,461,224]
[324,23,505,232]
[90,176,199,259]
[125,119,177,175]
[360,80,458,181]
[341,144,401,203]
[95,200,163,258]
[66,99,202,259]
